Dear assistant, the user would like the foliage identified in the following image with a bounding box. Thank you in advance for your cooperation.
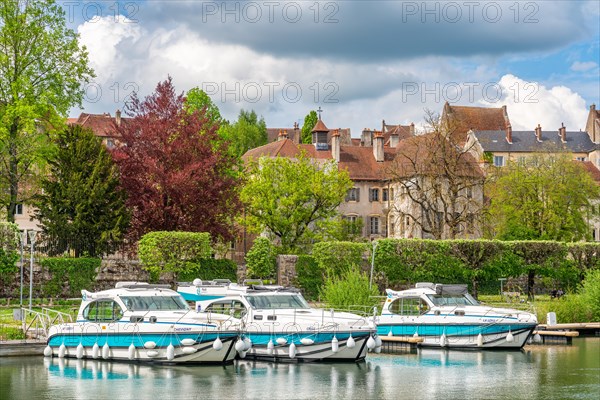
[487,152,600,241]
[320,266,380,312]
[245,237,277,279]
[580,268,600,321]
[138,231,212,280]
[35,125,129,257]
[39,257,100,297]
[534,294,592,324]
[218,109,268,158]
[0,222,19,273]
[311,216,365,243]
[177,258,238,283]
[184,87,223,126]
[241,152,353,252]
[0,0,94,222]
[312,241,368,276]
[113,78,241,243]
[301,110,318,144]
[293,255,322,300]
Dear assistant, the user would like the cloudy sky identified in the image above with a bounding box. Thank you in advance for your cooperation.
[68,0,600,135]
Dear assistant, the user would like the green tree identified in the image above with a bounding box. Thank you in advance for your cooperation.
[184,87,223,126]
[0,0,94,222]
[301,110,318,144]
[35,125,128,257]
[241,152,353,253]
[487,152,600,241]
[245,236,277,279]
[219,109,267,158]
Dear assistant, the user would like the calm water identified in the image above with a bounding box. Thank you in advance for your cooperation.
[1,339,599,400]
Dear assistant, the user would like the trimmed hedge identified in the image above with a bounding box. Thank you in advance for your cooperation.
[293,255,321,300]
[39,257,100,297]
[312,241,369,275]
[177,258,237,282]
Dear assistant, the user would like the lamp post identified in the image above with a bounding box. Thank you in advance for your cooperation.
[28,230,37,310]
[19,230,28,307]
[498,277,507,296]
[369,240,379,290]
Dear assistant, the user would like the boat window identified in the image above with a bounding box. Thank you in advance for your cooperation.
[82,299,123,322]
[426,293,478,306]
[121,295,189,311]
[205,300,247,318]
[388,297,429,316]
[245,294,310,310]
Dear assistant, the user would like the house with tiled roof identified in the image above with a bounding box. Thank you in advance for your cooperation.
[245,115,484,240]
[441,101,510,146]
[70,110,129,149]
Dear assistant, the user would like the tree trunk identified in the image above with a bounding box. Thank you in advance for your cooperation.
[527,269,535,301]
[7,121,19,223]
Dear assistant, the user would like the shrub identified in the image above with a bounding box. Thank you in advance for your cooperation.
[40,257,100,297]
[138,231,212,281]
[313,241,368,276]
[580,268,600,321]
[245,237,277,279]
[320,266,380,313]
[293,255,322,300]
[178,258,237,282]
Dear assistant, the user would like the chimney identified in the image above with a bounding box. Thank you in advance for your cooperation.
[115,109,121,126]
[559,123,566,143]
[389,127,399,148]
[382,119,386,133]
[293,122,299,143]
[361,129,373,147]
[409,123,415,136]
[535,124,542,141]
[331,129,340,162]
[373,130,384,162]
[505,123,512,144]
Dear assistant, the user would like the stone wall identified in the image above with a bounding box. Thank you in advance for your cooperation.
[276,255,298,287]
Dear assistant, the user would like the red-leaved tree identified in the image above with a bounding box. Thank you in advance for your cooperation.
[113,77,241,243]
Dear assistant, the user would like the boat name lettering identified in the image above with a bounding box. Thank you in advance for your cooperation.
[175,327,192,331]
[482,318,495,323]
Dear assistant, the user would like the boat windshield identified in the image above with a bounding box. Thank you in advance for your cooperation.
[426,293,479,306]
[245,294,310,310]
[121,295,189,311]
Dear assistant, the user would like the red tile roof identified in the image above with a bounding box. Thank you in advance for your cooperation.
[312,118,329,132]
[70,112,129,137]
[443,103,509,145]
[581,161,600,184]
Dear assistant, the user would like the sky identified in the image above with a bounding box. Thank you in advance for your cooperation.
[67,0,600,135]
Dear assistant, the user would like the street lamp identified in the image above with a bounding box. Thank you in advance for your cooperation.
[369,240,379,290]
[498,277,507,297]
[28,230,37,310]
[19,231,27,307]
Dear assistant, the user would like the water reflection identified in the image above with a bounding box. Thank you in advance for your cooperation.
[2,339,597,400]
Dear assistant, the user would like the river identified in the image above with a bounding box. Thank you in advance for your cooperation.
[1,338,598,400]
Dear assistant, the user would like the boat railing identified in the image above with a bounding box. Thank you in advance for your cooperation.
[19,308,73,341]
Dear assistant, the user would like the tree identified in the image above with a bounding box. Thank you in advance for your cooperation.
[387,112,485,239]
[487,152,600,241]
[241,152,353,252]
[184,87,223,126]
[218,109,267,158]
[245,236,277,279]
[35,125,129,257]
[0,0,94,222]
[113,77,241,243]
[301,110,318,144]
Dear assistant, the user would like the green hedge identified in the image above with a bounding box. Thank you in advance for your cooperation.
[40,257,100,297]
[138,231,212,281]
[318,239,600,297]
[293,255,321,300]
[177,258,237,282]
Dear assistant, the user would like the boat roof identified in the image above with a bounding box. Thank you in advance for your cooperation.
[387,283,469,297]
[82,282,180,301]
[178,279,301,297]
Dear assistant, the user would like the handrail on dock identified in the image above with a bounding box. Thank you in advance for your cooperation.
[20,308,73,340]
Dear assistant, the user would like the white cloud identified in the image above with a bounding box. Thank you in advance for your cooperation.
[570,61,599,72]
[481,74,589,131]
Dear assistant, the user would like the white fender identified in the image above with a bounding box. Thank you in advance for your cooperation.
[388,330,393,337]
[166,344,175,361]
[182,346,197,355]
[213,337,223,351]
[276,338,287,345]
[58,344,66,358]
[180,338,195,346]
[128,343,136,360]
[146,350,159,358]
[243,337,252,351]
[506,331,514,343]
[235,339,245,353]
[238,350,247,359]
[331,336,339,353]
[347,335,356,349]
[366,336,376,350]
[289,343,297,359]
[440,334,447,347]
[102,343,110,359]
[300,338,314,346]
[477,333,484,347]
[144,341,156,349]
[375,335,382,348]
[44,346,53,357]
[76,343,84,359]
[92,343,100,359]
[267,339,274,355]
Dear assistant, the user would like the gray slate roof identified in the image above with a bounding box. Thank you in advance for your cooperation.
[475,130,600,153]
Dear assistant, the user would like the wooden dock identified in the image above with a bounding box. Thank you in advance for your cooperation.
[528,322,599,345]
[379,335,423,353]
